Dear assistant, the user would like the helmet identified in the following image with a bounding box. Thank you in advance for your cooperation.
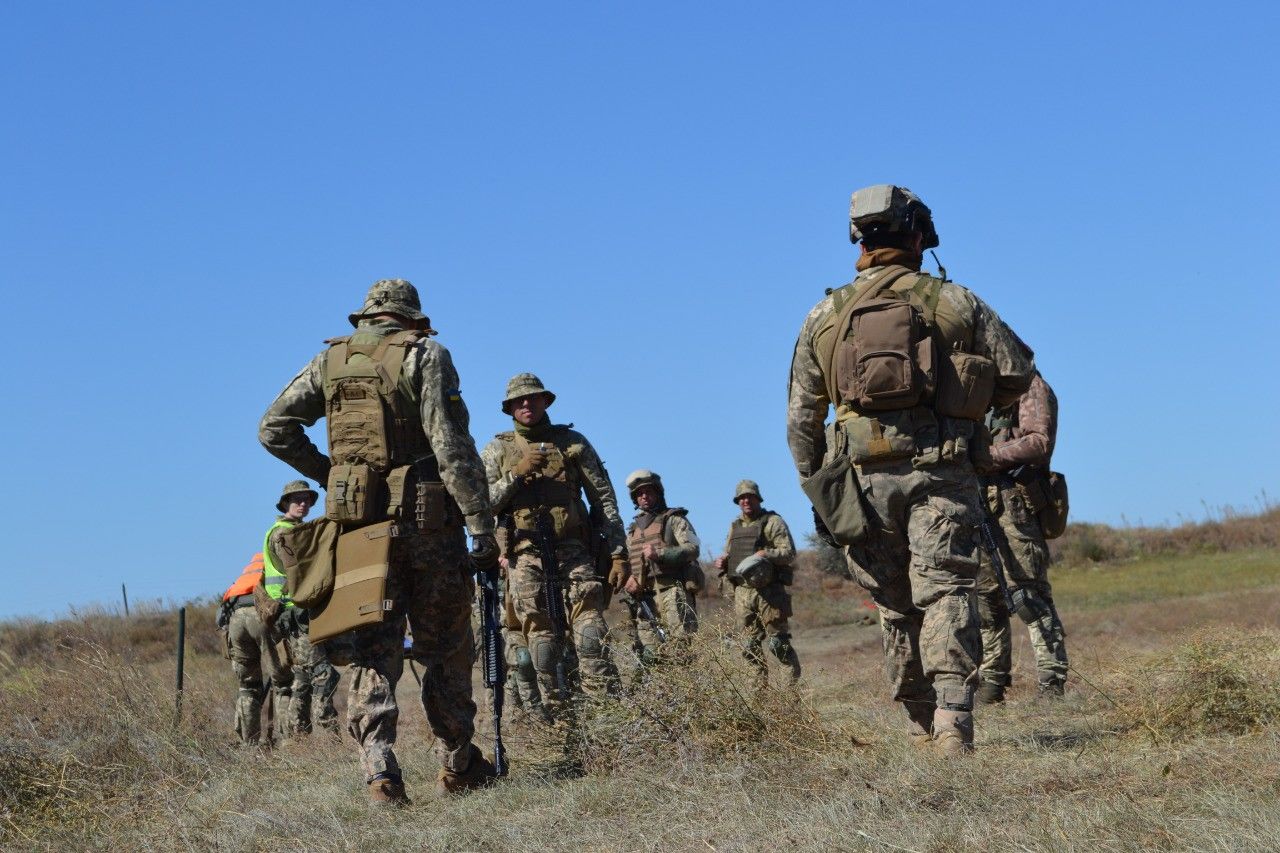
[625,469,665,501]
[348,279,436,331]
[501,373,556,414]
[277,480,319,512]
[848,184,939,249]
[734,553,775,590]
[733,479,762,504]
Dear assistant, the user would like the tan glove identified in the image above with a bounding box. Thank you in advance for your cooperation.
[513,445,548,477]
[608,554,629,593]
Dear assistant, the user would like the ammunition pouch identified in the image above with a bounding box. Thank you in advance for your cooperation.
[326,463,381,525]
[307,520,398,644]
[802,453,869,546]
[252,581,283,630]
[1014,468,1069,539]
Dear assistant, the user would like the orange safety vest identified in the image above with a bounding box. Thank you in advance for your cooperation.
[223,553,265,601]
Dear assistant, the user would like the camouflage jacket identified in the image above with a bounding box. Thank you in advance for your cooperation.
[258,319,494,535]
[787,264,1036,478]
[989,371,1057,471]
[723,511,796,566]
[481,421,626,553]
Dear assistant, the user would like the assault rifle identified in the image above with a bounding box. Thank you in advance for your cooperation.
[534,511,570,701]
[978,515,1054,651]
[475,560,509,776]
[633,592,668,644]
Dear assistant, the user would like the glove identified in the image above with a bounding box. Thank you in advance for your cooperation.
[812,507,838,548]
[513,446,548,477]
[470,533,499,571]
[608,554,629,593]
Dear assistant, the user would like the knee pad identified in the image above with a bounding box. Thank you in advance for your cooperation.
[1009,587,1051,626]
[578,623,606,659]
[515,646,536,680]
[768,633,795,661]
[528,636,560,674]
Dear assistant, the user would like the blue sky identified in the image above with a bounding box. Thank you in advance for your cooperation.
[2,3,1277,618]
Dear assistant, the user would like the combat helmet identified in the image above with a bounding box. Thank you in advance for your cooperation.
[733,479,762,504]
[277,480,319,512]
[348,278,436,332]
[501,373,556,414]
[848,184,939,249]
[626,469,665,504]
[734,553,775,589]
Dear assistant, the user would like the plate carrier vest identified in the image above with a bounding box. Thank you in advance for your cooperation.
[627,508,691,580]
[497,427,590,543]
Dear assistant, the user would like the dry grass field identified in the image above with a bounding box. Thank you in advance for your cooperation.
[3,511,1279,852]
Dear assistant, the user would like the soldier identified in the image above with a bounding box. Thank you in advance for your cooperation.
[264,480,341,736]
[714,480,801,689]
[623,470,700,660]
[496,525,545,720]
[218,551,291,745]
[481,373,628,721]
[259,278,498,804]
[787,185,1035,753]
[974,371,1069,702]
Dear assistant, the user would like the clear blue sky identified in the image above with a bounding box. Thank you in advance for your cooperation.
[2,3,1277,619]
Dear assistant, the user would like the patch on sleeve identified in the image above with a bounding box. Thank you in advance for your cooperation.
[446,388,462,402]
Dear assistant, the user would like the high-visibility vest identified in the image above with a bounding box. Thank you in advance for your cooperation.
[262,519,295,608]
[223,553,265,601]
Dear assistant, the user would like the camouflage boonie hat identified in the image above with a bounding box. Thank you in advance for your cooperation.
[848,184,939,249]
[733,479,762,503]
[277,480,319,512]
[348,278,436,332]
[626,469,664,497]
[501,373,556,414]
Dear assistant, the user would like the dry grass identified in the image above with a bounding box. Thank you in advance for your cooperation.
[4,535,1280,851]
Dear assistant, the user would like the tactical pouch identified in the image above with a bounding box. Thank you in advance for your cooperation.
[307,520,398,644]
[842,409,919,464]
[414,481,454,532]
[802,454,869,546]
[277,517,342,609]
[836,298,935,410]
[935,350,996,420]
[1020,470,1069,539]
[326,463,382,525]
[252,581,283,631]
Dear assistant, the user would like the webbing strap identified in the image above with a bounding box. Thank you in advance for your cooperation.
[334,563,387,591]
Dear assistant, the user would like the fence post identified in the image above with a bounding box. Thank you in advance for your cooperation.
[175,606,186,726]
[121,583,130,617]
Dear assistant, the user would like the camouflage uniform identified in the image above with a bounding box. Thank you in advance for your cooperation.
[721,483,800,688]
[266,523,341,735]
[975,372,1068,697]
[626,506,700,654]
[259,280,495,795]
[481,375,625,719]
[787,185,1034,747]
[226,601,291,745]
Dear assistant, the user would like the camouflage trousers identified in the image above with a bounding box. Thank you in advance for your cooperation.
[733,581,801,688]
[335,526,478,782]
[975,485,1068,688]
[503,625,544,716]
[843,459,983,712]
[282,610,340,736]
[509,540,618,718]
[635,578,698,657]
[227,605,291,745]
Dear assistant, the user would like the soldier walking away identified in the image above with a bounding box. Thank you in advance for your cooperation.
[259,278,499,804]
[974,371,1069,703]
[714,480,801,689]
[480,374,628,723]
[265,480,341,736]
[623,470,701,662]
[218,552,291,746]
[787,185,1035,754]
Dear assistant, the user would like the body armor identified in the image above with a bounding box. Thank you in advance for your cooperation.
[497,427,589,542]
[627,508,691,580]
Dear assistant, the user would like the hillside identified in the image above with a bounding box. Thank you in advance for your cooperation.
[2,512,1279,851]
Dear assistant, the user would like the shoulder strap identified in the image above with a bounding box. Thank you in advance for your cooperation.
[822,266,918,405]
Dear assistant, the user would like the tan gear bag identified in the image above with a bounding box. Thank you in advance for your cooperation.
[252,579,283,630]
[277,517,342,609]
[307,521,398,644]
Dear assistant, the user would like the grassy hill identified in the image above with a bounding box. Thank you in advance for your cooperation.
[3,511,1279,851]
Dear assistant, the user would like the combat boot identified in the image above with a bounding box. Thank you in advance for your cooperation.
[975,681,1006,705]
[1037,680,1065,700]
[904,700,936,748]
[368,776,411,807]
[932,709,974,756]
[437,745,498,795]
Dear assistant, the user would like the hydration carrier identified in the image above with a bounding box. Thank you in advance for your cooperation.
[321,329,431,524]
